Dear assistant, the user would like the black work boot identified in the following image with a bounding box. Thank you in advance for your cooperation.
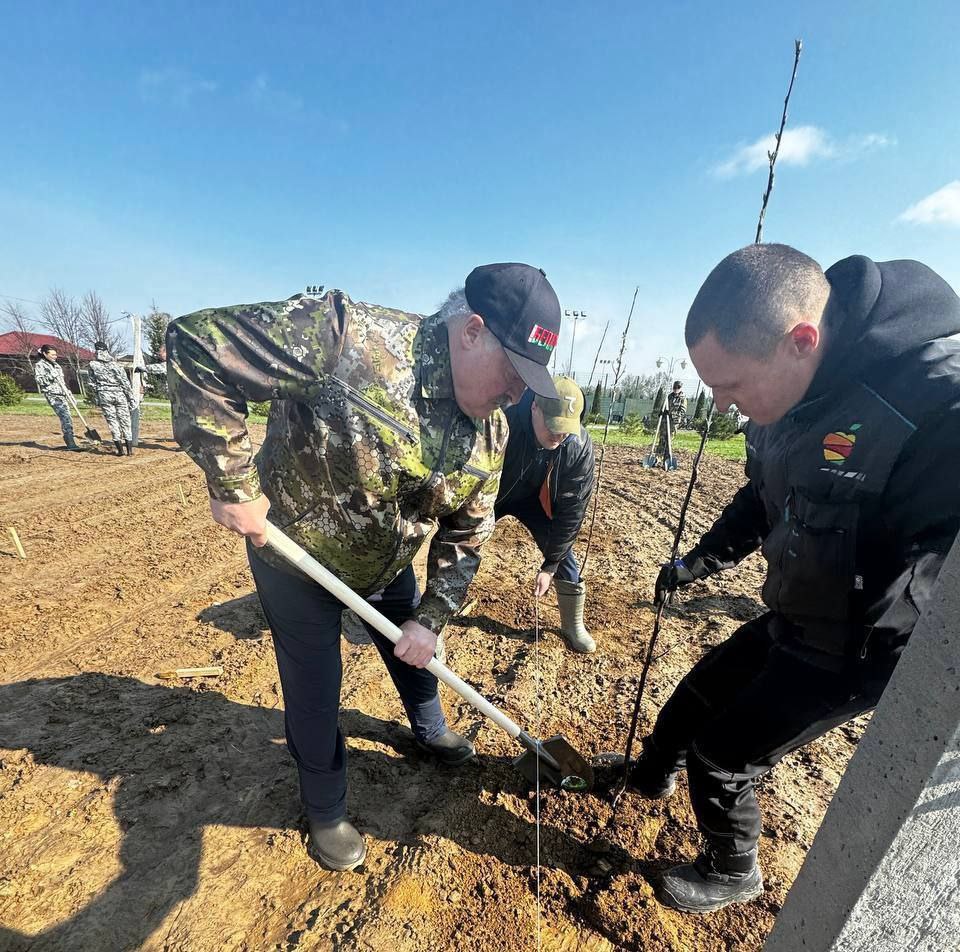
[64,434,80,451]
[592,747,678,799]
[114,440,124,456]
[657,845,763,914]
[125,440,135,456]
[628,749,678,799]
[415,728,476,766]
[307,816,366,871]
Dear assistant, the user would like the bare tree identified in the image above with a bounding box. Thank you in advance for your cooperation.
[1,300,39,374]
[755,39,803,244]
[40,288,88,396]
[81,290,125,356]
[633,370,671,399]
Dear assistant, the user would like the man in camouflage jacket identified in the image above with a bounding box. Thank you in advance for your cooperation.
[33,344,79,450]
[168,263,562,871]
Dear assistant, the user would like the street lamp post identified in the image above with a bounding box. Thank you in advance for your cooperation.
[656,355,688,377]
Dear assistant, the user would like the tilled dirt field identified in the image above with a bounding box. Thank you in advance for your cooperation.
[0,412,865,951]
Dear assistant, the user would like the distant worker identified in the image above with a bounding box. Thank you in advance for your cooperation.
[140,344,167,377]
[496,377,596,652]
[33,344,79,451]
[134,345,168,383]
[667,380,687,428]
[88,342,135,456]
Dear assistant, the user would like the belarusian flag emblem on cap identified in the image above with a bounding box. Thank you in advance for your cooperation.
[528,324,558,352]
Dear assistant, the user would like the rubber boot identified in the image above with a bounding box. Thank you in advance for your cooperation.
[64,434,80,452]
[657,844,763,914]
[114,441,124,456]
[307,816,366,871]
[125,440,135,456]
[554,578,596,653]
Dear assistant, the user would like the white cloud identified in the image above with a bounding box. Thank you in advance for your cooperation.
[244,74,304,117]
[898,181,960,227]
[712,125,894,178]
[138,68,217,107]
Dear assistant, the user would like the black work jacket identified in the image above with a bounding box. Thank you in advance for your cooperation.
[689,256,960,671]
[497,391,595,573]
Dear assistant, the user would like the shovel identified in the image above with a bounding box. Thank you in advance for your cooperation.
[642,411,664,468]
[664,412,679,471]
[64,391,102,443]
[264,522,594,792]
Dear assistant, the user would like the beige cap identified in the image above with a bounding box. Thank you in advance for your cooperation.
[536,376,584,435]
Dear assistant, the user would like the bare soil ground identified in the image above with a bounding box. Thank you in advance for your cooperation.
[0,413,865,951]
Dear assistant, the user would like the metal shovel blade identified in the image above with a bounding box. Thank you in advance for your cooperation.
[642,454,658,468]
[666,455,679,471]
[513,735,595,792]
[85,426,102,443]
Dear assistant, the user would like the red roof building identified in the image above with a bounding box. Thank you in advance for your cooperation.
[0,332,96,360]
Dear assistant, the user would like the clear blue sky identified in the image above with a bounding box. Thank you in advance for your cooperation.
[2,0,958,381]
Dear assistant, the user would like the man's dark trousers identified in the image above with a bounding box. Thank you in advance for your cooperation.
[495,497,581,582]
[248,545,446,823]
[644,613,890,856]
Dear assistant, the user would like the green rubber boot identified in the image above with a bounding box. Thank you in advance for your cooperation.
[554,578,596,653]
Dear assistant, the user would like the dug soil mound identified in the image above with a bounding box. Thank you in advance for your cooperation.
[0,414,865,950]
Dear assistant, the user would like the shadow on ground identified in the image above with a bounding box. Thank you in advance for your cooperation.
[0,674,618,950]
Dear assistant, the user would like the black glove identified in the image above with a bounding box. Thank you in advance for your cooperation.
[654,558,698,608]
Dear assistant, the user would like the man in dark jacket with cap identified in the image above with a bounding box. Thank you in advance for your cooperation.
[496,376,596,652]
[628,243,960,913]
[168,263,562,871]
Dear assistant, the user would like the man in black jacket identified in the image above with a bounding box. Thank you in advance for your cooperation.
[631,243,960,913]
[496,376,596,652]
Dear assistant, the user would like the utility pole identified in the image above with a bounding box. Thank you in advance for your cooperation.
[564,308,586,377]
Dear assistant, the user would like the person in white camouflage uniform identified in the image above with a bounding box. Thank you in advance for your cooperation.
[88,342,135,456]
[33,345,79,450]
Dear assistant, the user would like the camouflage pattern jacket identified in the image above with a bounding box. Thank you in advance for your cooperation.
[667,391,687,425]
[88,352,134,404]
[167,290,508,633]
[34,358,69,399]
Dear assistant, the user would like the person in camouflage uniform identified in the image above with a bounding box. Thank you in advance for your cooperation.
[667,380,687,428]
[168,262,562,871]
[33,345,79,450]
[88,342,135,456]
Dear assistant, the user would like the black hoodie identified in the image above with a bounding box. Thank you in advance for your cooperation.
[687,256,960,672]
[496,390,595,573]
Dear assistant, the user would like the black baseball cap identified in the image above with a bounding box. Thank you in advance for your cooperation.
[464,263,562,400]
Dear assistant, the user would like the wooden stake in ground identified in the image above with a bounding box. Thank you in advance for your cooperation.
[156,666,224,680]
[8,527,26,559]
[178,483,187,506]
[755,39,803,244]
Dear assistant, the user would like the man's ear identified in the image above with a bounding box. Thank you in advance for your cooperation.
[460,313,486,350]
[789,322,820,357]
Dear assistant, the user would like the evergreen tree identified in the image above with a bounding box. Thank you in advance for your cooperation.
[693,389,707,421]
[146,302,172,360]
[590,382,602,418]
[652,385,666,415]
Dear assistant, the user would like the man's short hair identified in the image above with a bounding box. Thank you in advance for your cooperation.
[438,287,472,321]
[685,243,831,357]
[39,344,56,356]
